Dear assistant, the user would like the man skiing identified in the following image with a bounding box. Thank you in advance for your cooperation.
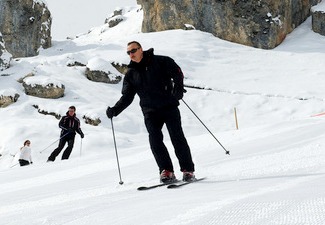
[47,106,84,161]
[106,41,195,183]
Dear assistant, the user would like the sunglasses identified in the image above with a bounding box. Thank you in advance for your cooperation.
[127,47,140,55]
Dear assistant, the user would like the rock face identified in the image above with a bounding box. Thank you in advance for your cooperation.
[0,0,52,57]
[138,0,322,49]
[0,32,11,71]
[312,6,325,35]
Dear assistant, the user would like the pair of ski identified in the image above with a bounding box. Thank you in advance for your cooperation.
[137,177,205,191]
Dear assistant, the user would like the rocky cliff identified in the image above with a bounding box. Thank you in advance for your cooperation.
[0,32,11,71]
[138,0,322,49]
[0,0,52,57]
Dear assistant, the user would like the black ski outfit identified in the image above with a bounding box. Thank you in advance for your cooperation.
[107,48,195,173]
[48,111,84,161]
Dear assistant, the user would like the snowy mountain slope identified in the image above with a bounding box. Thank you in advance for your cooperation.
[1,3,325,225]
[1,116,325,225]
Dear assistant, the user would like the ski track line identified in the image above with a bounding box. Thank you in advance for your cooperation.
[224,143,325,178]
[158,175,324,225]
[198,197,325,225]
[3,195,128,225]
[0,184,136,217]
[0,161,113,194]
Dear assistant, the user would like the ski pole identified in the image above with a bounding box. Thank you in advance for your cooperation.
[110,118,124,185]
[10,163,19,168]
[181,99,230,155]
[39,132,69,153]
[80,138,83,157]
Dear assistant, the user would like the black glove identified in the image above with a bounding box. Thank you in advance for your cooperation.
[172,87,185,100]
[67,128,75,134]
[106,107,116,119]
[80,132,84,139]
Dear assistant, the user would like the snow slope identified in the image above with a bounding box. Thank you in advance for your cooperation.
[1,2,325,225]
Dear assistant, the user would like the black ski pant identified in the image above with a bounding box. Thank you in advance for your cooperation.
[48,135,75,161]
[144,107,195,174]
[19,159,30,166]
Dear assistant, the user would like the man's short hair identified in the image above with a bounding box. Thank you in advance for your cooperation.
[127,41,142,48]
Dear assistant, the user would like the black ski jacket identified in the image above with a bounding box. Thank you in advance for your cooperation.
[113,48,184,115]
[59,112,84,138]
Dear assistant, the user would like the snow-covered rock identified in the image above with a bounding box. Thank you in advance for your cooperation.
[312,1,325,36]
[22,76,65,99]
[85,57,122,84]
[0,89,19,108]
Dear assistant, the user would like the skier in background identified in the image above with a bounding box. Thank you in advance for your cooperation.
[106,41,195,183]
[19,140,33,166]
[47,106,84,162]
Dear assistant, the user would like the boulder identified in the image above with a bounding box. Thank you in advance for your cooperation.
[23,76,65,99]
[83,115,101,126]
[85,58,122,84]
[105,9,124,28]
[312,2,325,35]
[0,0,52,57]
[0,93,19,108]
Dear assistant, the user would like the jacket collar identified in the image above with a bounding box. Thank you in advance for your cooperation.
[128,48,154,69]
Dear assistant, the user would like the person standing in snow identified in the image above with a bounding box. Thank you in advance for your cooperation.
[106,41,195,183]
[19,140,33,166]
[47,106,84,162]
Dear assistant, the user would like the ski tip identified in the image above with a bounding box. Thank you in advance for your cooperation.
[137,186,147,191]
